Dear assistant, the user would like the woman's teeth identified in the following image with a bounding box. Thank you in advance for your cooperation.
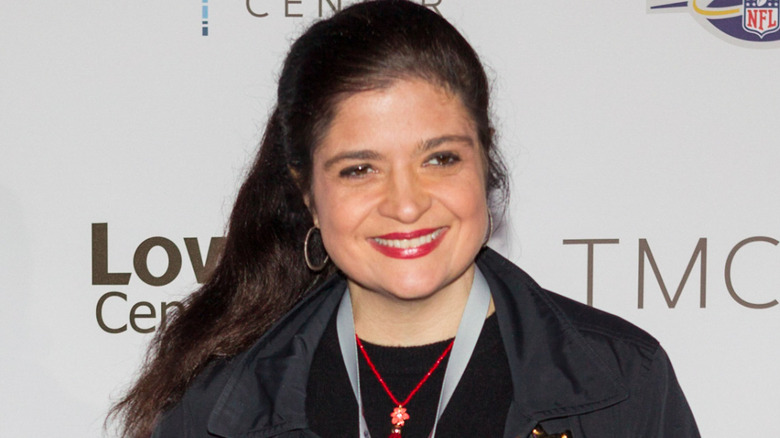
[373,228,444,249]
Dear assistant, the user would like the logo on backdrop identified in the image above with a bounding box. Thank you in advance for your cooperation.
[200,1,443,36]
[647,0,780,46]
[744,0,780,36]
[202,0,209,36]
[91,223,225,334]
[563,237,779,309]
[245,0,442,19]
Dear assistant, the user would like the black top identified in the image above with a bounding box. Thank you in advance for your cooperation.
[307,312,513,437]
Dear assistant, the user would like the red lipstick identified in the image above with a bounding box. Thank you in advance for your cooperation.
[375,228,440,240]
[369,227,447,259]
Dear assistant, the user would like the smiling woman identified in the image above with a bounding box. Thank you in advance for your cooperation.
[109,1,700,437]
[310,80,489,346]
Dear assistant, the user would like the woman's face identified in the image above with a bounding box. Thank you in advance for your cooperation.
[308,79,489,302]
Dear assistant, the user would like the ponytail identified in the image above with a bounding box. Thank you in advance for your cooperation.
[109,109,336,438]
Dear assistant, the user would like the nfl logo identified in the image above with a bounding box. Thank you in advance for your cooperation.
[743,0,780,38]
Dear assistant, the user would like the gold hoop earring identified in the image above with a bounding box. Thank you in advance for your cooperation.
[484,210,493,247]
[304,226,329,271]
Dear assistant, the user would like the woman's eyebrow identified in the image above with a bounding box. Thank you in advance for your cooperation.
[322,135,473,170]
[323,149,384,170]
[420,135,474,152]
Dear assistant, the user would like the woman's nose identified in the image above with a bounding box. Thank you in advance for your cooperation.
[377,168,432,224]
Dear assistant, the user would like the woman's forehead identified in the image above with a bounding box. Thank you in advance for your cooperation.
[315,79,478,156]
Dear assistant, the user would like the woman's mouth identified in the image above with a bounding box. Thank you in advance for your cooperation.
[369,227,447,259]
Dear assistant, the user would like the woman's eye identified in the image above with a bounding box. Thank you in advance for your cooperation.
[424,152,461,167]
[339,164,375,178]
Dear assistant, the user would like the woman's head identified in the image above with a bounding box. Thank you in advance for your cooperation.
[275,0,506,206]
[263,0,509,299]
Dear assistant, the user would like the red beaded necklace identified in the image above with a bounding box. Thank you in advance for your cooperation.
[356,335,455,438]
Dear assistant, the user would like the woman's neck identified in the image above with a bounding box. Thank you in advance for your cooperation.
[348,266,490,346]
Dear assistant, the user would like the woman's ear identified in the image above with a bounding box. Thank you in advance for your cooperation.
[303,195,319,228]
[289,165,319,227]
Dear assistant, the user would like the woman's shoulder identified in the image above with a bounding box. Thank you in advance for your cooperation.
[479,247,658,347]
[152,276,347,437]
[543,289,665,386]
[478,247,663,384]
[545,288,659,350]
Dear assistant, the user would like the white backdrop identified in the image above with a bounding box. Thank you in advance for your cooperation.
[1,1,778,436]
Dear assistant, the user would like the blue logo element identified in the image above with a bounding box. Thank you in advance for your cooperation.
[202,0,209,36]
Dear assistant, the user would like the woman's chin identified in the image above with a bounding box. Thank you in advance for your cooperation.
[348,264,475,304]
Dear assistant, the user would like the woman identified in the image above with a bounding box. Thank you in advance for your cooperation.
[111,1,700,437]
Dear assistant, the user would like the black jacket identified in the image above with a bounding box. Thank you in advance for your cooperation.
[152,248,700,438]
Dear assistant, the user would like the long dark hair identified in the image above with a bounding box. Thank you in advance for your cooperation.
[110,1,508,436]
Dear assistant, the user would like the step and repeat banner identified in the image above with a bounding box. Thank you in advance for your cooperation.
[1,1,778,436]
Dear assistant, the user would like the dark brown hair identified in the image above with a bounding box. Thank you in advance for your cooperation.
[110,1,507,436]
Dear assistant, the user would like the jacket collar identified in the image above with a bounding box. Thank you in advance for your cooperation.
[208,249,628,438]
[207,274,347,438]
[476,249,628,437]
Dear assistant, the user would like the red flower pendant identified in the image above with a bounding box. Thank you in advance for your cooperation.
[390,406,409,426]
[388,406,409,437]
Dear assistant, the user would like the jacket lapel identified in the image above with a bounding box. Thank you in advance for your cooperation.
[207,276,346,438]
[477,249,628,438]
